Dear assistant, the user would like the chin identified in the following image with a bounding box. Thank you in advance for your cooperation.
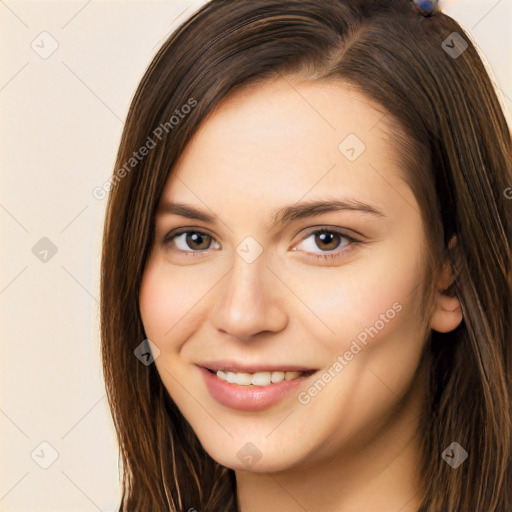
[199,435,309,473]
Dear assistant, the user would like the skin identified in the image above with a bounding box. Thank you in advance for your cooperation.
[139,77,462,512]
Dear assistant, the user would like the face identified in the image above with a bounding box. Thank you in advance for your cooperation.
[139,77,430,472]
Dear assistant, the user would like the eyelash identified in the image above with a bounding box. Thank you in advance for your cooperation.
[162,228,360,261]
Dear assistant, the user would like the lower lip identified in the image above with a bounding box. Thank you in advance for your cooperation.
[199,366,314,412]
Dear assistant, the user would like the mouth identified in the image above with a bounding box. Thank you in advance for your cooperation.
[204,367,316,387]
[199,364,317,411]
[198,366,317,412]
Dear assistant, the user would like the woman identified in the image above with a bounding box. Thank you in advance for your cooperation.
[100,0,512,510]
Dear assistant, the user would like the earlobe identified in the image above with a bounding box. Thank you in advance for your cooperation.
[430,293,463,333]
[430,237,463,333]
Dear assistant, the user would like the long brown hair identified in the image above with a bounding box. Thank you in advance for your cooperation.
[100,1,512,510]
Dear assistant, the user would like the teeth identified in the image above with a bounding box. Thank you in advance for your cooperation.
[236,373,253,386]
[252,372,271,386]
[216,370,305,386]
[271,371,285,383]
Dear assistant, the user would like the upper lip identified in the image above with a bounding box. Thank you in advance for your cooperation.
[198,361,317,373]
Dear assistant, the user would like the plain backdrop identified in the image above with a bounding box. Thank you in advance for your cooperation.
[1,1,510,510]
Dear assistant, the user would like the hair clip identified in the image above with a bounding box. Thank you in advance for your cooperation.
[411,0,441,17]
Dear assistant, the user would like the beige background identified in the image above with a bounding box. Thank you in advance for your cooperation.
[1,1,510,511]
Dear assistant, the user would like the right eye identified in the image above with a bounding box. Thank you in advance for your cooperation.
[163,230,221,256]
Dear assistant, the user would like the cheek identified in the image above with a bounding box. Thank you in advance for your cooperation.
[291,240,424,351]
[139,266,170,341]
[289,248,427,449]
[139,256,200,348]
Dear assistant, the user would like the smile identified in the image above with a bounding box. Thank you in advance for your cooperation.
[199,366,317,411]
[214,369,309,386]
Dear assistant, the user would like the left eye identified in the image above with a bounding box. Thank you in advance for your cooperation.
[295,229,355,259]
[163,228,357,260]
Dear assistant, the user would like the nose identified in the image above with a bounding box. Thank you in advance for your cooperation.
[209,255,288,342]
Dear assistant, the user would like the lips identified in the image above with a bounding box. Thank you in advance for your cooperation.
[198,365,316,411]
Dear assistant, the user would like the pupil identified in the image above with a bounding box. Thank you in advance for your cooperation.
[316,231,339,250]
[188,232,210,250]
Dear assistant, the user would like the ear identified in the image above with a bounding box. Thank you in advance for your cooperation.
[430,236,463,333]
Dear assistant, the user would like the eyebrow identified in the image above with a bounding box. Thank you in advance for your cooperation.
[157,198,386,229]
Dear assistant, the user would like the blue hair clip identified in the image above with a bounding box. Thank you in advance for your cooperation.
[411,0,441,17]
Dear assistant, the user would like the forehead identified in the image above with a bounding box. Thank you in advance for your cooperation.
[159,78,409,224]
